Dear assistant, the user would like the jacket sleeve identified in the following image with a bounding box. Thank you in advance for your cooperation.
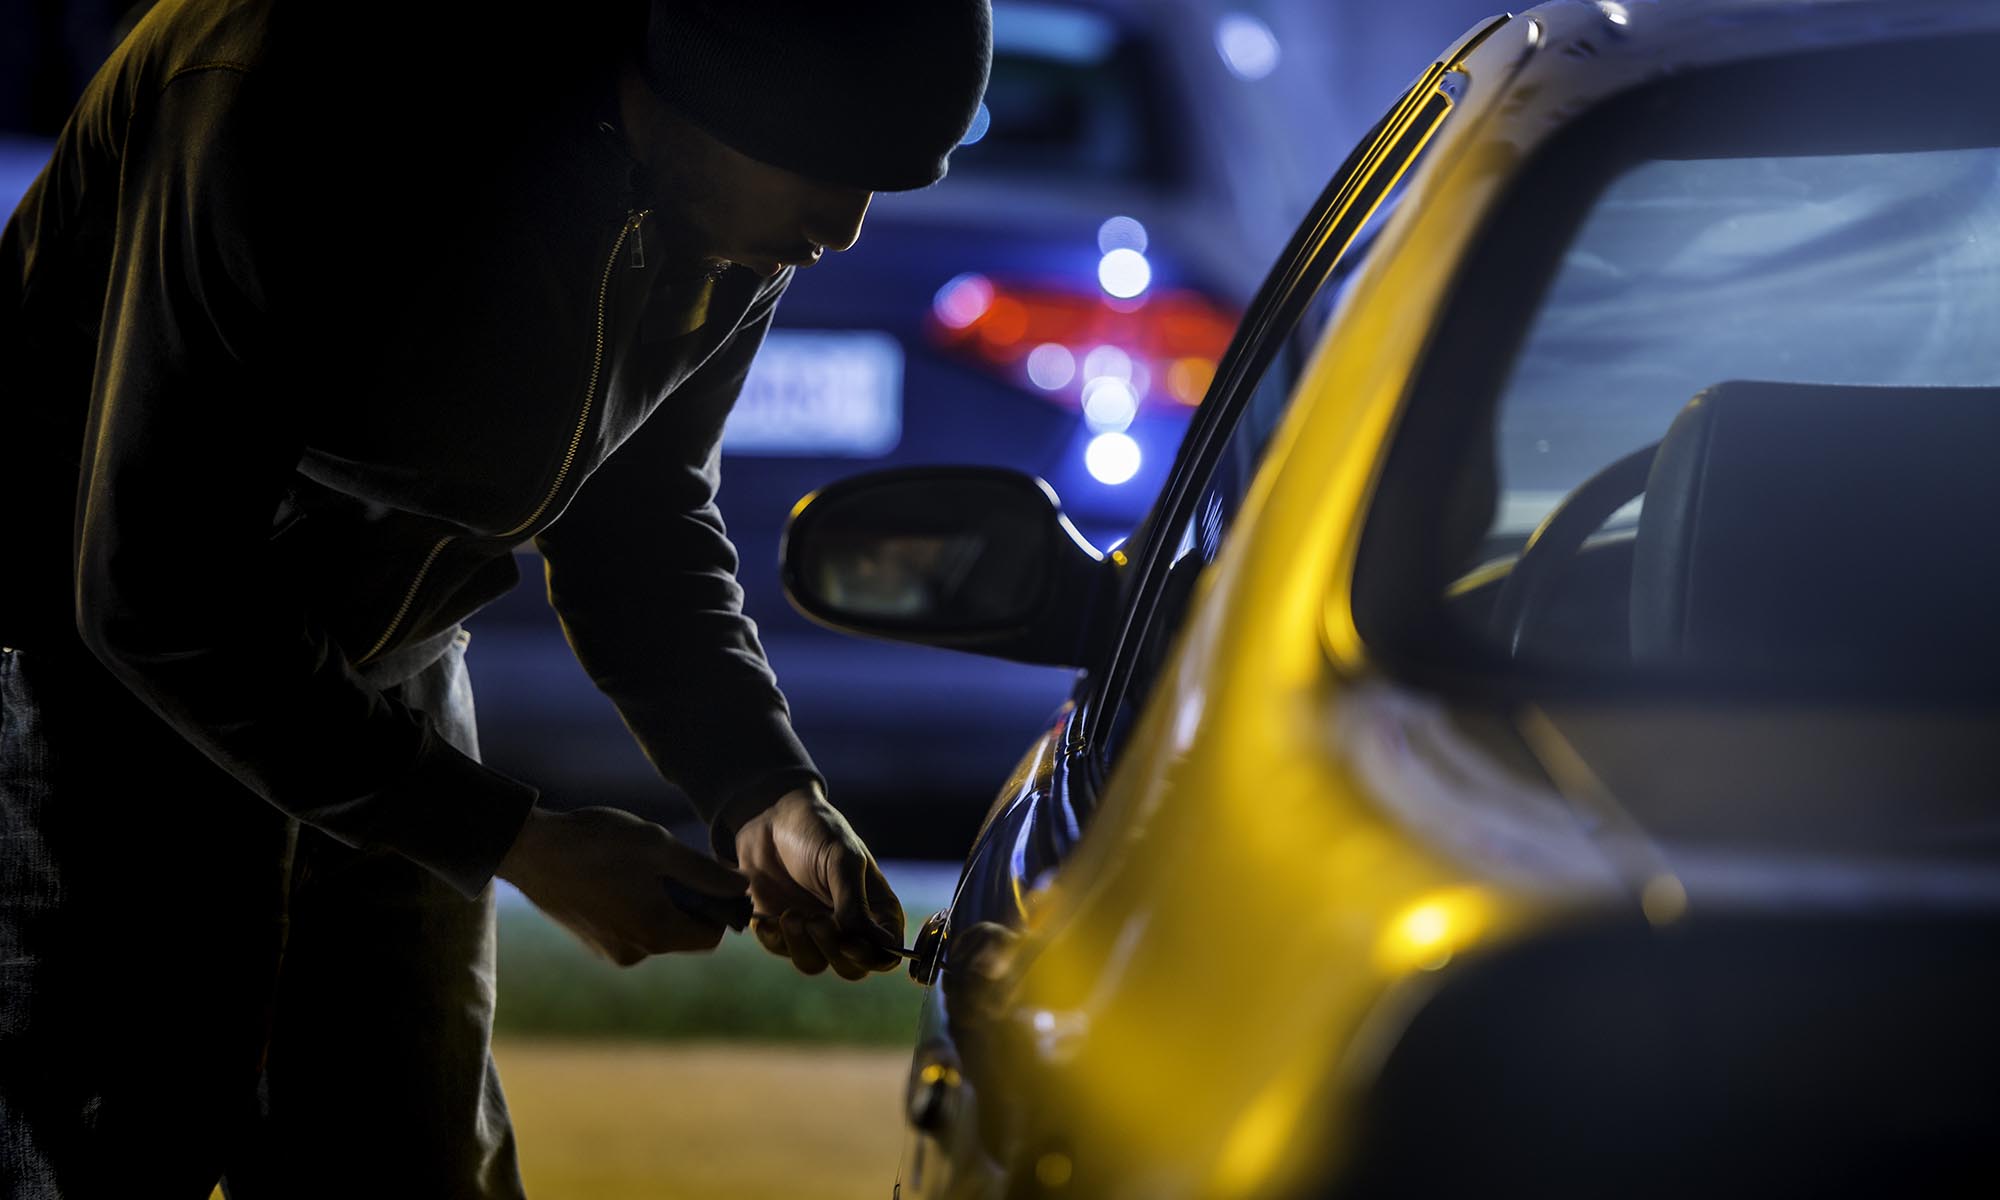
[73,69,537,899]
[532,273,823,858]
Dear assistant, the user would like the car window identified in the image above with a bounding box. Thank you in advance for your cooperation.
[954,3,1178,188]
[1351,33,2000,693]
[1109,344,1303,747]
[1485,147,2000,553]
[1089,67,1463,767]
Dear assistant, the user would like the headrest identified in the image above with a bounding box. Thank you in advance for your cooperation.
[1631,381,2000,681]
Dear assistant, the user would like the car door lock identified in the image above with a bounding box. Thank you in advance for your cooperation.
[910,910,950,985]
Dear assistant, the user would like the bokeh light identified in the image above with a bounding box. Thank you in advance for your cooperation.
[1216,12,1281,81]
[1082,377,1139,432]
[1082,344,1133,383]
[977,296,1029,348]
[1026,343,1077,390]
[933,273,994,329]
[1098,248,1152,299]
[1085,431,1142,484]
[1097,215,1149,256]
[1167,356,1217,406]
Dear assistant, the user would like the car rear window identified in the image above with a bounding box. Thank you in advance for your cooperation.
[952,3,1179,187]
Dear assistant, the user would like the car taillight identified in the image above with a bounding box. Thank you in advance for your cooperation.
[926,272,1238,427]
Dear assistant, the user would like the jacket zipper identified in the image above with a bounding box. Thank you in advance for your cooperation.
[359,208,651,664]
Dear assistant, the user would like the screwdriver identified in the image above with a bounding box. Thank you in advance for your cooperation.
[661,876,919,958]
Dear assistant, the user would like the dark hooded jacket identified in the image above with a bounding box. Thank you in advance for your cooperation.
[0,0,822,896]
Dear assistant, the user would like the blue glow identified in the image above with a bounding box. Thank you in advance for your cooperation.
[994,3,1118,64]
[1216,13,1281,81]
[960,103,992,147]
[1097,215,1149,256]
[1085,432,1142,485]
[0,137,53,217]
[1098,249,1152,299]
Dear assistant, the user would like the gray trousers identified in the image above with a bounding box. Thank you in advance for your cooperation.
[0,633,524,1199]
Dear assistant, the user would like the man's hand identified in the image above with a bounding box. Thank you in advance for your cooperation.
[735,786,905,979]
[498,805,747,966]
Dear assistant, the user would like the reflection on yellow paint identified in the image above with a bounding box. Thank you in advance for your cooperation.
[1034,1151,1074,1188]
[1374,886,1492,974]
[1211,1075,1310,1197]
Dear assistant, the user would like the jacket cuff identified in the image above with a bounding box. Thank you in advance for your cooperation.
[370,742,542,898]
[708,766,825,863]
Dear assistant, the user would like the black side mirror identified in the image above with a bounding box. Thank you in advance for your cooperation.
[780,466,1110,668]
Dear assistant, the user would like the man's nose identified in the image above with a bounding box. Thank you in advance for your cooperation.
[807,190,874,254]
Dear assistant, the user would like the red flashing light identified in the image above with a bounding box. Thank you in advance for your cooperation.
[928,277,1237,411]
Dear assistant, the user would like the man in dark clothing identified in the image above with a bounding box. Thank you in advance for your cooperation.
[0,0,992,1195]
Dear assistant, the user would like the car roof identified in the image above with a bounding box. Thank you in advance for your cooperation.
[1503,0,2000,113]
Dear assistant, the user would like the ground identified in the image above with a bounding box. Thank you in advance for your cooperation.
[498,1039,909,1200]
[204,1039,909,1199]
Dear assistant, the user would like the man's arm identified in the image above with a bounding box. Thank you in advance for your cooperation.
[531,273,818,849]
[532,273,904,974]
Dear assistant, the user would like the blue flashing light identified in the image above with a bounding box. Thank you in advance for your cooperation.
[1216,13,1281,81]
[1098,249,1151,299]
[1097,215,1149,256]
[1085,431,1142,485]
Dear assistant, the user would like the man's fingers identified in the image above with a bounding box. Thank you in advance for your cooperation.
[827,847,870,925]
[781,911,829,976]
[865,859,908,944]
[752,915,789,958]
[827,851,906,950]
[839,937,899,975]
[803,913,869,981]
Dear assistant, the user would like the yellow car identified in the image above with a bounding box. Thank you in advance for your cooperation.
[783,1,2000,1195]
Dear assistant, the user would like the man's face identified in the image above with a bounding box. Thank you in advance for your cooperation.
[619,62,875,280]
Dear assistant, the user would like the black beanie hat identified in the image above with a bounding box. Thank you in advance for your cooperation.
[641,1,994,193]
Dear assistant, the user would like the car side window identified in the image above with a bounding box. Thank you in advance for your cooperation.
[1087,66,1463,775]
[1113,346,1300,738]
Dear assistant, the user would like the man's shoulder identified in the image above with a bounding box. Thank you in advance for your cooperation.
[118,0,274,95]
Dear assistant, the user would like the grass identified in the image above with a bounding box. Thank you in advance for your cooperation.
[492,873,953,1044]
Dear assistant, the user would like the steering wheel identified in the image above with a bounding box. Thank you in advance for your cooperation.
[1488,443,1660,657]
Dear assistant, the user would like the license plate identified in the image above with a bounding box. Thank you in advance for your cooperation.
[723,329,903,456]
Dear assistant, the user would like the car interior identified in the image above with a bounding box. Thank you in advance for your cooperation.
[1439,380,2000,688]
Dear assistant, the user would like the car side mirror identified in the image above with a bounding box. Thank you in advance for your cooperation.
[780,466,1111,668]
